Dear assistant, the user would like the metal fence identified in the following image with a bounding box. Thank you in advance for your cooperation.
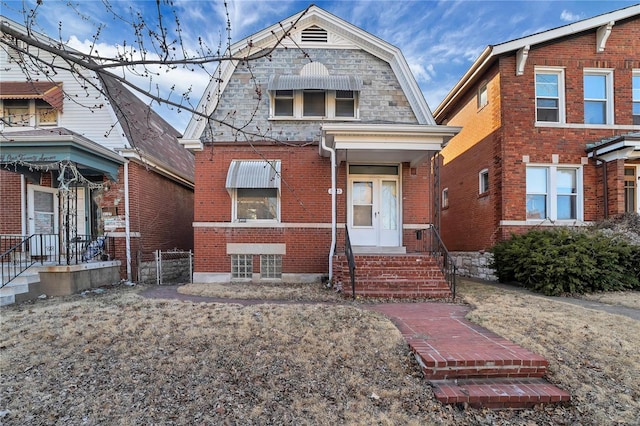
[155,250,193,285]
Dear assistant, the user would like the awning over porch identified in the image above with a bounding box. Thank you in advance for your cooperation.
[0,127,124,181]
[320,123,461,167]
[586,132,640,162]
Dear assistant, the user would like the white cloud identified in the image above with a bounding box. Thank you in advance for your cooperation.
[560,9,585,22]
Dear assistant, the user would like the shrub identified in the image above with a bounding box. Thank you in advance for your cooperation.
[490,227,640,296]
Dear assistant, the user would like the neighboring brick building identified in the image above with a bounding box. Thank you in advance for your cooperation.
[433,5,640,276]
[181,6,460,294]
[0,17,194,282]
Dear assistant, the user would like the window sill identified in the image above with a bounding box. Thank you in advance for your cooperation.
[535,122,640,130]
[269,116,360,122]
[478,191,489,199]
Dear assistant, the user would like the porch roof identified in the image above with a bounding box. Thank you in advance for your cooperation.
[0,127,124,181]
[320,123,461,167]
[586,132,640,162]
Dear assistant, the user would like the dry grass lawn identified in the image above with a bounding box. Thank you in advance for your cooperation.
[1,279,638,425]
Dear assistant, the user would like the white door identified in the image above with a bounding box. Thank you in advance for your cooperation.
[27,185,59,257]
[348,177,399,247]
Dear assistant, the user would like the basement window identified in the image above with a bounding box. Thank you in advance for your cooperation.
[231,254,253,279]
[260,254,282,279]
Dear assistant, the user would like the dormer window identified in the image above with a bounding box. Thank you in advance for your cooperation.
[0,81,63,127]
[268,62,362,120]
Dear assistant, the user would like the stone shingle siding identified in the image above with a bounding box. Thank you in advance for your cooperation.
[205,48,417,142]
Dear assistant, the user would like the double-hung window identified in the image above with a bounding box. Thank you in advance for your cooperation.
[2,100,30,126]
[535,68,564,123]
[633,71,640,125]
[274,90,294,117]
[526,166,581,221]
[584,69,614,125]
[272,89,357,119]
[303,90,326,117]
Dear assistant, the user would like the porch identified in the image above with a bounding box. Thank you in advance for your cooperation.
[1,233,120,305]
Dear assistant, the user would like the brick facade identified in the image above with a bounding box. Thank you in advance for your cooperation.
[437,14,640,253]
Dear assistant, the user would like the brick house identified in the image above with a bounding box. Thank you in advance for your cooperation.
[180,6,460,297]
[0,17,194,292]
[433,5,640,278]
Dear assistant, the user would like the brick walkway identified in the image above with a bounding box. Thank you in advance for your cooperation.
[367,303,571,409]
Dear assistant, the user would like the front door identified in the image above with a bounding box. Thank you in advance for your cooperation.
[27,185,59,257]
[348,168,400,247]
[625,166,639,214]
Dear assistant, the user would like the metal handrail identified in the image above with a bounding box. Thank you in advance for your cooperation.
[344,225,357,299]
[1,235,36,288]
[417,227,457,300]
[1,233,116,288]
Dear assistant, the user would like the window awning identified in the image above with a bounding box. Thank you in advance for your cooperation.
[0,81,64,111]
[225,160,281,189]
[267,75,363,91]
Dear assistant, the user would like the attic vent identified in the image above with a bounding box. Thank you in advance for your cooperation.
[301,26,328,43]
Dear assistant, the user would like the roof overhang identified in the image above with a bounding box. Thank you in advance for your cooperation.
[586,133,640,162]
[321,123,461,167]
[0,81,64,111]
[0,130,124,181]
[268,75,363,91]
[433,4,640,122]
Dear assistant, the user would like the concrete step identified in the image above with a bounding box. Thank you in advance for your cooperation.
[431,378,571,409]
[0,270,41,306]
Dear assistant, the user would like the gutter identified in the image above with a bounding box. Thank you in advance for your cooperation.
[321,136,336,281]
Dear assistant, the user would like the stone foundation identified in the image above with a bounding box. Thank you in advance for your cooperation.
[451,251,497,281]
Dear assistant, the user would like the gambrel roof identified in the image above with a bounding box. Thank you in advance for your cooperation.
[434,4,640,121]
[181,5,436,148]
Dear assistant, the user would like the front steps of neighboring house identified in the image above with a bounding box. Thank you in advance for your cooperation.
[333,250,452,298]
[0,266,40,306]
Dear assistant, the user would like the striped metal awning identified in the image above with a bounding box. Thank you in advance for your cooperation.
[225,160,281,189]
[267,75,363,91]
[0,81,64,111]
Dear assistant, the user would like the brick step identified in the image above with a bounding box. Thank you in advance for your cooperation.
[356,289,452,298]
[430,378,571,409]
[411,344,548,380]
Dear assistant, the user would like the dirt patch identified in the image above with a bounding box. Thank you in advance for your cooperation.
[177,281,345,302]
[1,281,638,424]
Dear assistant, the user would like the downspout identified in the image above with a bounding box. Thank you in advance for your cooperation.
[21,175,27,236]
[593,151,608,219]
[124,161,132,281]
[321,136,336,281]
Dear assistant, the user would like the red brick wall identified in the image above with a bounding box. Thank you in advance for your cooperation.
[438,16,640,251]
[100,162,194,279]
[193,143,434,275]
[0,170,23,234]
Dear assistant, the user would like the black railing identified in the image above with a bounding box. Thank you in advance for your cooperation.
[1,234,115,288]
[416,227,457,300]
[344,225,357,299]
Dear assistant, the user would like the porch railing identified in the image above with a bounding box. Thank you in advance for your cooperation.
[416,227,457,300]
[1,234,115,288]
[344,225,357,299]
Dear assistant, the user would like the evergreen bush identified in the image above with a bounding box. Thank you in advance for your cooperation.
[489,224,640,296]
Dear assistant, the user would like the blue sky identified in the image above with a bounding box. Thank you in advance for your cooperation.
[2,0,638,132]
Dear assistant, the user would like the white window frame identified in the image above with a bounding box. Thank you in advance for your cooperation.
[535,67,565,124]
[633,70,640,125]
[232,188,280,223]
[584,68,614,125]
[442,188,449,209]
[270,90,358,120]
[479,169,489,194]
[477,83,488,109]
[526,165,583,222]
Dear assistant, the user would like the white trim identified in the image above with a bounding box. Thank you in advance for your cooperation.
[193,222,336,228]
[535,122,639,131]
[584,68,615,125]
[534,67,566,124]
[500,220,590,227]
[479,168,489,194]
[516,45,530,76]
[103,231,141,238]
